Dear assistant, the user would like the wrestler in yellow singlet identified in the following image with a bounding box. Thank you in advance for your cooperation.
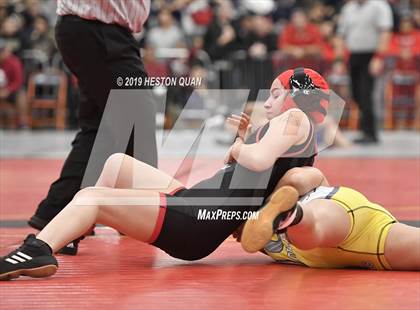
[263,186,397,270]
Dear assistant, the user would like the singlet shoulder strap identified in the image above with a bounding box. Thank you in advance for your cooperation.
[255,122,269,143]
[283,120,315,157]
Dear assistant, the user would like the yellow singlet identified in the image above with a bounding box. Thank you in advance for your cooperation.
[264,186,397,270]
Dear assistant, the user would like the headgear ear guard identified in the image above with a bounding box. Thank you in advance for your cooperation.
[276,67,330,123]
[289,67,329,114]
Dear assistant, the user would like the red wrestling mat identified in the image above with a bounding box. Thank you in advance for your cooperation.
[0,227,419,310]
[0,158,419,220]
[0,159,419,309]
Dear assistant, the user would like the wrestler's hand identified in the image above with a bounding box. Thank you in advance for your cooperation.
[224,144,235,164]
[232,223,244,242]
[226,112,252,140]
[232,137,245,161]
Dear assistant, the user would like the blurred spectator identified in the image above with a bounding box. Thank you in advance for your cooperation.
[244,14,277,101]
[319,20,337,66]
[1,0,416,134]
[146,9,186,49]
[308,1,334,24]
[0,39,25,125]
[336,0,393,144]
[387,16,420,61]
[0,14,24,54]
[0,0,10,24]
[0,39,23,102]
[143,45,169,78]
[244,15,277,59]
[278,8,323,66]
[203,0,239,60]
[21,14,56,58]
[20,0,43,30]
[308,1,324,24]
[394,47,419,72]
[235,13,253,46]
[385,16,420,129]
[174,0,213,37]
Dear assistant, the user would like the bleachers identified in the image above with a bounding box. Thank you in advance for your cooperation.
[1,1,419,132]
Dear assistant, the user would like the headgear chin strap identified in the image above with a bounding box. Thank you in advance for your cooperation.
[277,67,329,124]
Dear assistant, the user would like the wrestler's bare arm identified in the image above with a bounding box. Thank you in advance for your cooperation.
[230,109,310,172]
[273,167,329,196]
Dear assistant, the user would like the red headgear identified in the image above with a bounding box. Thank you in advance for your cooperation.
[276,67,329,123]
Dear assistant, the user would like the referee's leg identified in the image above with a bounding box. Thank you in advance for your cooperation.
[29,16,157,228]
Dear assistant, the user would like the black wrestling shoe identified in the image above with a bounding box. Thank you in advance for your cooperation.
[0,234,58,281]
[241,186,300,253]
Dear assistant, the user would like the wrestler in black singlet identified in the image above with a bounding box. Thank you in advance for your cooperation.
[150,119,317,261]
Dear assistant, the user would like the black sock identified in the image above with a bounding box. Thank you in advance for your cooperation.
[289,203,303,227]
[273,203,304,234]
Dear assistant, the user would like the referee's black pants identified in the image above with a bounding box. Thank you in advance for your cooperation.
[349,52,377,140]
[31,15,157,224]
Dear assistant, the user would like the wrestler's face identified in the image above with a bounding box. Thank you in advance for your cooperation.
[263,79,288,120]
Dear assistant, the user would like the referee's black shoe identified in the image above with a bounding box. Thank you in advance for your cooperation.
[0,234,58,281]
